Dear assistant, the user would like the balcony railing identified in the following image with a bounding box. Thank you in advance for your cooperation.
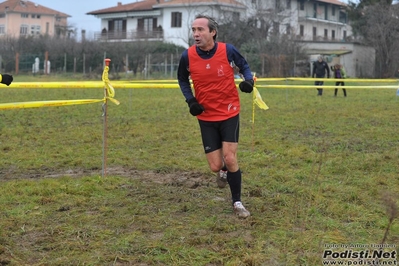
[93,30,164,41]
[298,10,348,25]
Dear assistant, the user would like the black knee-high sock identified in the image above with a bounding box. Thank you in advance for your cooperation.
[227,169,242,203]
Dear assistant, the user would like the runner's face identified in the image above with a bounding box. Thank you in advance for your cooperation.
[191,18,215,50]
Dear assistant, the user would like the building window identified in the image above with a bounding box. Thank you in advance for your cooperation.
[0,14,5,18]
[232,12,240,21]
[31,25,40,35]
[286,24,291,35]
[143,18,153,32]
[20,24,28,35]
[46,22,49,34]
[299,0,304,10]
[324,29,328,39]
[339,11,347,23]
[313,27,317,40]
[21,13,28,18]
[343,30,347,40]
[276,0,281,11]
[252,0,256,4]
[273,22,280,35]
[299,24,304,36]
[114,20,124,32]
[108,19,127,38]
[332,6,336,16]
[314,3,319,18]
[171,12,182,28]
[0,25,5,34]
[324,5,328,20]
[332,30,335,40]
[286,0,291,9]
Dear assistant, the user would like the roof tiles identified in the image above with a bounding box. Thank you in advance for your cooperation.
[0,0,70,17]
[87,0,243,15]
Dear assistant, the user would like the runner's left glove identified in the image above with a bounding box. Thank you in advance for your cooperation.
[0,74,13,86]
[187,97,204,116]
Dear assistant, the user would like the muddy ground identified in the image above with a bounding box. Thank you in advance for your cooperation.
[0,166,214,189]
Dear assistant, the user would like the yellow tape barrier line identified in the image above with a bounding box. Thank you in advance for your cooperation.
[3,82,398,90]
[7,82,105,88]
[0,99,104,110]
[0,60,120,110]
[284,78,399,83]
[256,85,399,89]
[6,82,180,89]
[247,78,398,83]
[123,77,399,83]
[124,79,262,83]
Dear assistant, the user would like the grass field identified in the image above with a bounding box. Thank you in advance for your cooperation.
[0,78,398,265]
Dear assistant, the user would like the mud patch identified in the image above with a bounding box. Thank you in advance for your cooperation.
[0,166,214,189]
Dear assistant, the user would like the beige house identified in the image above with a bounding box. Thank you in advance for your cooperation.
[0,0,70,38]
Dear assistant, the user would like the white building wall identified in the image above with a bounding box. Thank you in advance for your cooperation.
[101,20,107,32]
[161,6,195,48]
[161,5,246,48]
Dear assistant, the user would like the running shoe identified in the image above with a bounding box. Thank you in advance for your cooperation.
[233,201,250,218]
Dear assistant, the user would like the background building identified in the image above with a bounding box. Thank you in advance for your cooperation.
[0,0,70,38]
[86,0,374,77]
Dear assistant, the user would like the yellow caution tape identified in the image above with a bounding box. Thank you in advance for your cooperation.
[256,85,399,89]
[0,99,103,110]
[0,59,120,110]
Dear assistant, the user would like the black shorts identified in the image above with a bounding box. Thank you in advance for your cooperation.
[198,114,240,153]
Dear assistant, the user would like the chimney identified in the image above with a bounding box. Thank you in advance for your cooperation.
[117,2,122,6]
[81,30,86,42]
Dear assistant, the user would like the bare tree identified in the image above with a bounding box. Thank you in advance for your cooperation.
[219,0,307,77]
[348,1,399,77]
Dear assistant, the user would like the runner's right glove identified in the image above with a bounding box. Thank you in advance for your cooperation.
[186,97,204,116]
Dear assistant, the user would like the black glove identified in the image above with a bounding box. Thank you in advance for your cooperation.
[0,74,13,86]
[239,80,254,93]
[186,97,204,116]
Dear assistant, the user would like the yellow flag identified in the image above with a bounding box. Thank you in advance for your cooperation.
[102,62,120,105]
[253,87,269,110]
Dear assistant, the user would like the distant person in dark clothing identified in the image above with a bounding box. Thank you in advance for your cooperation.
[312,56,330,96]
[331,64,347,97]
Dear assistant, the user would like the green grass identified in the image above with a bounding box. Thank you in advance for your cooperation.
[0,80,398,265]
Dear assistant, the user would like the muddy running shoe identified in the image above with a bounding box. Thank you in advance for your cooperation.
[216,170,228,188]
[233,201,250,218]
